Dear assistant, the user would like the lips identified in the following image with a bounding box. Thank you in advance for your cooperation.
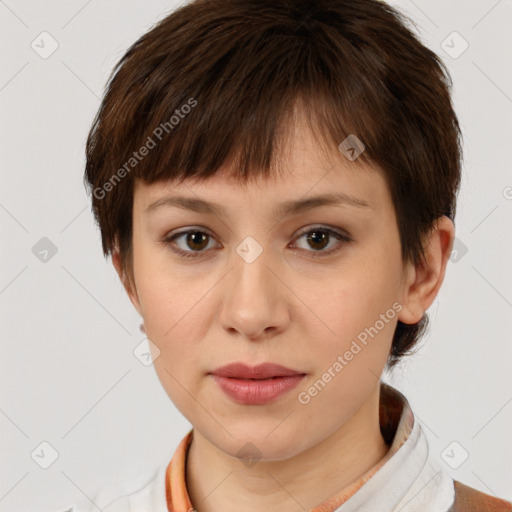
[210,362,305,379]
[209,362,306,405]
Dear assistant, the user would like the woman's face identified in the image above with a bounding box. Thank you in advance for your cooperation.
[120,122,416,461]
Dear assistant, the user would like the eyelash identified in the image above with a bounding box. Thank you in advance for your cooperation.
[162,225,352,259]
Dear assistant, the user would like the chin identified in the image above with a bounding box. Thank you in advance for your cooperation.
[216,427,309,463]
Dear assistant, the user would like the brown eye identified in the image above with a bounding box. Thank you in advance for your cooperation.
[163,229,217,258]
[306,230,330,251]
[185,231,209,251]
[292,226,352,257]
[164,225,352,260]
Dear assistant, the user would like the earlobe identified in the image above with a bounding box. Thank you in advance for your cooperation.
[398,216,455,325]
[397,262,425,324]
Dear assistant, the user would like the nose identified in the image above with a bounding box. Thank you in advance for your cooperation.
[218,249,290,341]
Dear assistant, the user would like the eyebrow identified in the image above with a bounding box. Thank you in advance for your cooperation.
[145,192,371,218]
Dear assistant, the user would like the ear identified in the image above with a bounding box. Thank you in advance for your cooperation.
[112,249,143,317]
[398,216,455,325]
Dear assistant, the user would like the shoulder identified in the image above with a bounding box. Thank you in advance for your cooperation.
[449,479,512,512]
[49,463,169,512]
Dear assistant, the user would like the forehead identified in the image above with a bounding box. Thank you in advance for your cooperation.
[133,118,389,214]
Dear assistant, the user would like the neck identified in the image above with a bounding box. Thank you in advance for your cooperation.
[185,383,389,512]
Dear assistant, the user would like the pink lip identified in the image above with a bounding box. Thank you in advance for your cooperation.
[209,362,306,405]
[210,362,304,379]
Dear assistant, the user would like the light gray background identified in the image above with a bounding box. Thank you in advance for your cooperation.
[1,0,511,510]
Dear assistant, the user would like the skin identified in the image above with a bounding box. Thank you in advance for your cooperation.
[112,118,454,512]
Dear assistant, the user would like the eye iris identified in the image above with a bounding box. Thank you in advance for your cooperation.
[307,230,329,251]
[187,232,208,251]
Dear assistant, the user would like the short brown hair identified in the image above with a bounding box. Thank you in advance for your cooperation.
[84,0,462,369]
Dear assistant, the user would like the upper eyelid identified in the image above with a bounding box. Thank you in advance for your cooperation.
[167,224,349,239]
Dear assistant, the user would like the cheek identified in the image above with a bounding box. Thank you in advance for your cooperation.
[133,239,192,329]
[135,269,210,410]
[300,250,400,366]
[133,252,216,381]
[137,274,205,349]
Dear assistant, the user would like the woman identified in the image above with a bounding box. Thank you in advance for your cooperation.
[75,0,511,510]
